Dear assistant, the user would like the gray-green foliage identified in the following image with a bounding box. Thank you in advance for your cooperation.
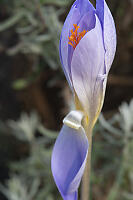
[0,0,72,71]
[96,100,133,200]
[0,100,133,200]
[0,111,59,200]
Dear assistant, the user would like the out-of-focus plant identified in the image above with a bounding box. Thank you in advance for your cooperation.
[0,0,71,60]
[0,100,133,200]
[8,112,41,141]
[0,112,59,200]
[97,100,133,200]
[0,0,72,89]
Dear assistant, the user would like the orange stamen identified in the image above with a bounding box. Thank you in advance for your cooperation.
[68,24,87,49]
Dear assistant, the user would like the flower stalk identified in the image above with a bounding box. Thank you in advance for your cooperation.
[81,130,92,200]
[81,119,93,200]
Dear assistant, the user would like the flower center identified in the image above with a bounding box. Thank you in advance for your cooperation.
[68,24,87,49]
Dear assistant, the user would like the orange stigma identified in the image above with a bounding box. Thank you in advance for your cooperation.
[68,24,87,49]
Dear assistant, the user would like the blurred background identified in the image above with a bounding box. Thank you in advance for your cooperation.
[0,0,133,200]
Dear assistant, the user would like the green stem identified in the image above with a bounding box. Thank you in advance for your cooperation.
[81,129,92,200]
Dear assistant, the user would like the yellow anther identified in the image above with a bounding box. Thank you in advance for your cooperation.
[68,24,87,49]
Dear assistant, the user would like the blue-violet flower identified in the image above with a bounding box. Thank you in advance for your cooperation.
[51,0,116,199]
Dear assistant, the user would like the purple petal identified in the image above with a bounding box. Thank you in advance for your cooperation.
[59,0,96,89]
[96,0,116,73]
[51,124,88,199]
[63,191,77,200]
[77,0,95,16]
[71,16,105,122]
[59,6,80,89]
[78,9,96,33]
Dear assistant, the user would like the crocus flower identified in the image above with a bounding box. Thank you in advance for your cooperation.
[51,0,116,199]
